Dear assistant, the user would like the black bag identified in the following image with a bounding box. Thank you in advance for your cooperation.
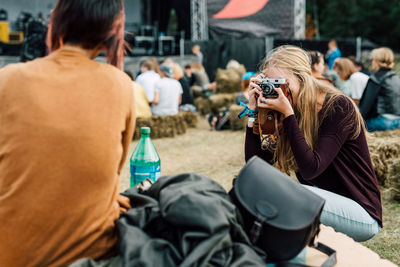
[230,156,336,265]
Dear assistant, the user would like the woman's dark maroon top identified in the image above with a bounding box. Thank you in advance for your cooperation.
[245,95,382,226]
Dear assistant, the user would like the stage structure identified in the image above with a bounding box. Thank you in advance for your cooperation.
[190,0,209,41]
[207,0,305,40]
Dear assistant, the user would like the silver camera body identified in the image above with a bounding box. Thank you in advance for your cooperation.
[257,77,286,98]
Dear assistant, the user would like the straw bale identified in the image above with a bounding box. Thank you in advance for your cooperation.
[388,158,400,202]
[368,136,400,185]
[194,97,211,116]
[371,128,400,138]
[209,93,237,113]
[216,68,242,93]
[180,111,199,128]
[229,104,247,131]
[133,114,188,140]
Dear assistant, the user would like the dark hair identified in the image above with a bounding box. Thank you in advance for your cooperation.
[308,51,323,69]
[47,0,125,69]
[184,64,191,70]
[348,55,363,68]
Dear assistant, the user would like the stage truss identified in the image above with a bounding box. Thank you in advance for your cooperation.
[190,0,209,41]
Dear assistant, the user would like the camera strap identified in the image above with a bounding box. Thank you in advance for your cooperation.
[258,111,280,151]
[257,84,294,152]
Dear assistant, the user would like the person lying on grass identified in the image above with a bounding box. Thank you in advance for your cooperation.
[245,45,382,242]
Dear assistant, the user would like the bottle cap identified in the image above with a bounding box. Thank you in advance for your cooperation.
[141,127,151,135]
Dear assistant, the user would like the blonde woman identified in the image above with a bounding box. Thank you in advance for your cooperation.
[333,58,369,104]
[245,46,382,242]
[359,47,400,131]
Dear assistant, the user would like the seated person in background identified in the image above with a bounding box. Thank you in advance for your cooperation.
[172,63,196,112]
[0,0,135,266]
[308,51,334,86]
[184,64,192,80]
[150,57,162,75]
[333,58,369,104]
[235,72,256,105]
[246,45,382,242]
[136,59,161,103]
[359,47,400,131]
[125,70,152,118]
[333,58,353,96]
[151,63,183,116]
[190,62,216,98]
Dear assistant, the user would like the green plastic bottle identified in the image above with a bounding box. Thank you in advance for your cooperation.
[130,127,161,186]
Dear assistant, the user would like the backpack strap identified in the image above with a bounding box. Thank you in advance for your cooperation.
[274,242,337,267]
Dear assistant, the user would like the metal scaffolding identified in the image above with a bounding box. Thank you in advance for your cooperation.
[190,0,209,41]
[293,0,306,39]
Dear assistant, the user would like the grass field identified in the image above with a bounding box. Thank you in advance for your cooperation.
[120,118,400,265]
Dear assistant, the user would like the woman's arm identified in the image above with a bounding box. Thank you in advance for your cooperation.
[283,96,354,181]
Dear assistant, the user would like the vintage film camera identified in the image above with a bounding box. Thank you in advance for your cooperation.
[256,77,286,98]
[253,77,293,151]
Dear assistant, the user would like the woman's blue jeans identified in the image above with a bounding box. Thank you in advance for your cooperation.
[366,115,400,132]
[303,185,381,242]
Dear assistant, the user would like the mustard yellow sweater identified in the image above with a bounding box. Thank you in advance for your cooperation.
[0,47,135,266]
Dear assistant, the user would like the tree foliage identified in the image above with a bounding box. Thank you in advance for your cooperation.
[307,0,400,50]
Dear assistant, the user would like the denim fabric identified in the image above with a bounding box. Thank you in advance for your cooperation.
[303,185,381,242]
[366,115,400,132]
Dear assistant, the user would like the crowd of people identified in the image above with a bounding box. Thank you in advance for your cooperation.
[125,47,214,118]
[308,41,400,131]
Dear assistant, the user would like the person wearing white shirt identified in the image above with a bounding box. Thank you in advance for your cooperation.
[333,58,368,105]
[151,63,183,116]
[136,60,160,103]
[349,71,369,103]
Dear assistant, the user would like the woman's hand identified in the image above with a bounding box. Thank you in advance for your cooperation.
[248,76,264,110]
[257,87,294,118]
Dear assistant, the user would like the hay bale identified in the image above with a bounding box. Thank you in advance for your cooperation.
[229,104,247,131]
[216,68,242,93]
[388,158,400,202]
[368,136,400,185]
[209,93,237,113]
[371,128,400,138]
[133,114,189,140]
[134,117,155,140]
[180,111,199,128]
[229,64,247,77]
[194,97,211,116]
[171,114,187,135]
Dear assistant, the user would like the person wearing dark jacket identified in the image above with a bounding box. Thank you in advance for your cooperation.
[359,47,400,131]
[245,46,382,242]
[172,63,194,105]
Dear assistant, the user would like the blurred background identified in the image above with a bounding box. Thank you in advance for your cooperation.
[1,0,399,78]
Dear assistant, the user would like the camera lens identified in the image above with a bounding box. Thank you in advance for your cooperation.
[262,82,275,97]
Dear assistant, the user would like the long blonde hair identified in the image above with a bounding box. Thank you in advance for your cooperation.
[371,47,394,70]
[262,46,366,173]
